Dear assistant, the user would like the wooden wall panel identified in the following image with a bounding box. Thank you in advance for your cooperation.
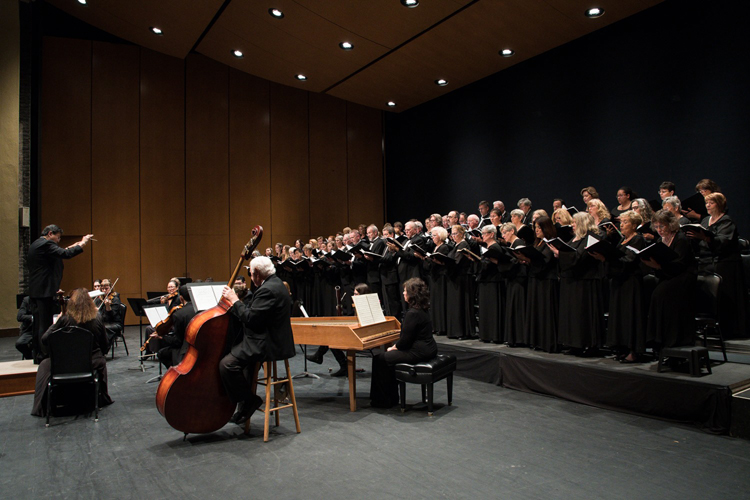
[228,70,271,257]
[347,103,384,227]
[40,37,92,291]
[270,83,309,245]
[309,93,348,238]
[140,49,186,295]
[185,54,230,281]
[91,42,141,312]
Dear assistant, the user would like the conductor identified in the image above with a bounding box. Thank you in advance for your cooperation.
[27,224,93,363]
[219,256,296,425]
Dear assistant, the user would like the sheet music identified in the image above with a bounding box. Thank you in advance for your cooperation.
[143,305,169,327]
[190,284,226,312]
[89,290,104,298]
[352,293,386,327]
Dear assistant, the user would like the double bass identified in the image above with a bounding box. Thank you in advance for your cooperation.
[156,226,262,436]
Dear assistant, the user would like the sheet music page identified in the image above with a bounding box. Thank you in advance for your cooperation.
[191,286,221,312]
[144,306,169,327]
[89,290,104,299]
[211,285,225,303]
[480,246,488,255]
[352,293,386,327]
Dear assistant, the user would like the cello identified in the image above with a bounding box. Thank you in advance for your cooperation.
[156,226,263,436]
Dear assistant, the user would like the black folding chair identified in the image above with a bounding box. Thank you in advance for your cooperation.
[46,326,100,427]
[110,303,129,359]
[695,273,727,363]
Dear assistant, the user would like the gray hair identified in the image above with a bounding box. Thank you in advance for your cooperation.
[431,226,448,242]
[517,198,532,208]
[250,256,276,278]
[467,214,480,224]
[510,209,524,219]
[662,196,681,211]
[481,225,497,236]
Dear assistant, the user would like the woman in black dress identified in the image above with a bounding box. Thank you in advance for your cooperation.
[32,288,113,417]
[518,216,559,352]
[419,226,450,336]
[587,198,611,227]
[642,210,697,348]
[686,193,747,338]
[593,210,648,362]
[446,225,476,339]
[476,225,504,343]
[551,212,605,355]
[610,186,635,226]
[499,223,527,346]
[370,278,438,408]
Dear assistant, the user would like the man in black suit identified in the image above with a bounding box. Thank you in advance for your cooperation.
[478,200,492,228]
[493,201,510,223]
[219,256,296,425]
[364,224,385,302]
[518,198,533,226]
[386,221,425,318]
[27,224,93,363]
[379,225,402,319]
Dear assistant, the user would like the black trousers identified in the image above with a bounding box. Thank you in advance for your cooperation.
[219,353,263,404]
[30,297,56,363]
[370,350,424,408]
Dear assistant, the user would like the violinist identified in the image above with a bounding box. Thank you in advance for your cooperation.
[94,278,124,343]
[152,285,195,369]
[143,278,181,353]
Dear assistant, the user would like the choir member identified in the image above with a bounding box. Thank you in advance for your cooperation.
[520,216,559,352]
[379,225,402,318]
[631,198,656,242]
[476,225,504,343]
[446,225,476,339]
[551,212,605,355]
[478,200,492,228]
[593,210,648,362]
[683,179,720,221]
[420,226,450,336]
[587,198,611,227]
[658,181,675,200]
[531,209,548,225]
[661,196,691,225]
[610,186,635,223]
[517,198,533,225]
[642,210,697,348]
[499,223,527,346]
[686,193,748,338]
[580,186,600,205]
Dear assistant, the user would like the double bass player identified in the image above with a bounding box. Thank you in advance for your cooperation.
[219,256,296,425]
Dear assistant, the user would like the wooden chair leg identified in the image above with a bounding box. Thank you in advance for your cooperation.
[284,359,301,434]
[273,362,280,428]
[264,361,272,442]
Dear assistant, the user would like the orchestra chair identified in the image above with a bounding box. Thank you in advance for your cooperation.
[246,359,301,442]
[395,354,457,416]
[46,326,100,427]
[110,303,129,360]
[695,273,727,362]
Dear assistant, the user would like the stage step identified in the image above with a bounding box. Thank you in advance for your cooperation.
[731,387,750,439]
[0,359,38,397]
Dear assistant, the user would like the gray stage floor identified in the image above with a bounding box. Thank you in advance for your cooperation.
[2,328,750,499]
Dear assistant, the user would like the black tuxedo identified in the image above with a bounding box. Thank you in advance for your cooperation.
[478,216,491,228]
[366,237,386,300]
[220,274,296,404]
[27,237,84,362]
[521,210,533,226]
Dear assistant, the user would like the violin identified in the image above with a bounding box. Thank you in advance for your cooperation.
[140,299,184,352]
[55,290,68,316]
[156,226,263,436]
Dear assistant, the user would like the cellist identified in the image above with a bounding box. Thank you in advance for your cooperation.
[219,256,296,426]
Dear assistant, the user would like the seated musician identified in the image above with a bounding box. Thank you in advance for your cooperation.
[32,288,113,416]
[370,278,438,409]
[219,257,296,426]
[143,278,181,354]
[95,279,123,343]
[149,286,195,370]
[16,296,34,359]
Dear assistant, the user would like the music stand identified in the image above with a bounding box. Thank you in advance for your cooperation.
[127,298,154,373]
[293,303,320,380]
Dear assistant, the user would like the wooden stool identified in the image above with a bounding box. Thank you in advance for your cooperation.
[245,359,301,441]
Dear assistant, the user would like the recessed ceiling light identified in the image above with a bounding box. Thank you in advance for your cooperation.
[77,0,87,4]
[150,27,163,35]
[232,50,244,58]
[585,7,604,18]
[339,42,353,51]
[387,101,397,107]
[435,79,448,86]
[296,74,307,81]
[500,49,515,57]
[269,8,284,19]
[401,0,419,8]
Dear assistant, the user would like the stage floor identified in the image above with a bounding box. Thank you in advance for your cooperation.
[435,337,750,434]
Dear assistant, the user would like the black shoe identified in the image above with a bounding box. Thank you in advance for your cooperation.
[232,395,263,425]
[306,353,323,365]
[331,365,348,377]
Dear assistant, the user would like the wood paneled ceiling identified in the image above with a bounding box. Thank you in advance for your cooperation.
[47,0,664,112]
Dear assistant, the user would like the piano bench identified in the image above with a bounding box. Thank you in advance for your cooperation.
[395,354,457,416]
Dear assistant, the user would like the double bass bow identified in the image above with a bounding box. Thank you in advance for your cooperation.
[156,226,263,436]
